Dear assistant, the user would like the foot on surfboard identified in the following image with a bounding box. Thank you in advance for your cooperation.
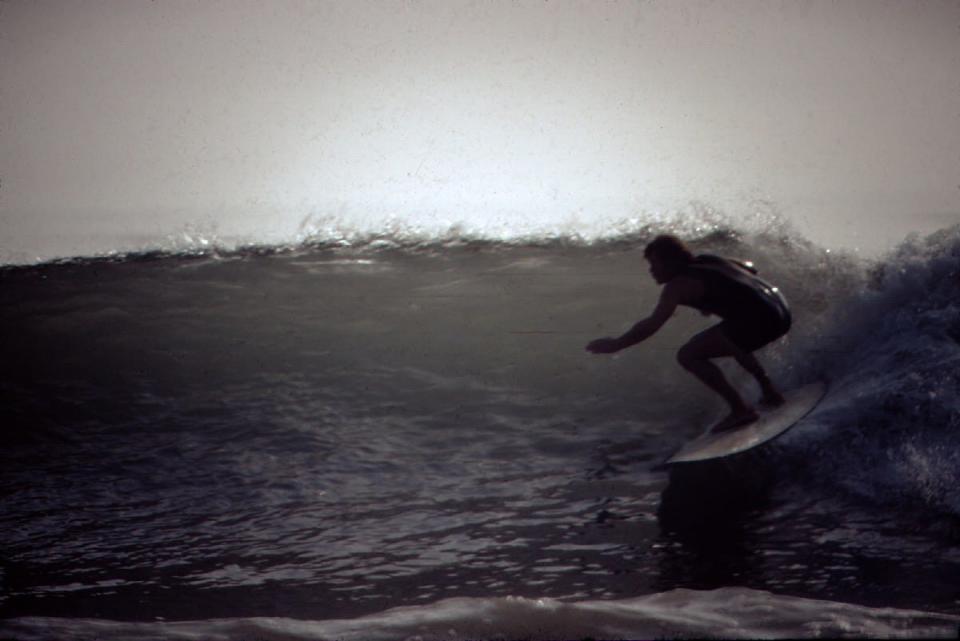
[709,409,759,434]
[758,392,786,409]
[663,382,829,467]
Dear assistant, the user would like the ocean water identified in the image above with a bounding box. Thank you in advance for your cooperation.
[2,217,960,640]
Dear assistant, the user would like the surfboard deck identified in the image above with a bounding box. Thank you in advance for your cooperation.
[661,381,827,466]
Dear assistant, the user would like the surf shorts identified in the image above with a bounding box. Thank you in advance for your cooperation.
[719,307,792,353]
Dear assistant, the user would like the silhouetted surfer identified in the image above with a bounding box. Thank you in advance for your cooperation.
[586,234,791,433]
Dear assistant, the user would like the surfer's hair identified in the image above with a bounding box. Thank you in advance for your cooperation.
[644,235,694,266]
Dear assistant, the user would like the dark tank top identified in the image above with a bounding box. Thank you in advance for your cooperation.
[681,254,789,323]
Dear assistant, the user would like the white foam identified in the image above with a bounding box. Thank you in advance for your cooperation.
[2,587,957,640]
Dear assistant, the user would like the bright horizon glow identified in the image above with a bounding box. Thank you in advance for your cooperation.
[1,0,958,262]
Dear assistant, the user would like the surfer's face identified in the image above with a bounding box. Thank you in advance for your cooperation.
[646,253,677,284]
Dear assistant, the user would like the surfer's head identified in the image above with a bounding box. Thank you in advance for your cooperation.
[644,235,694,284]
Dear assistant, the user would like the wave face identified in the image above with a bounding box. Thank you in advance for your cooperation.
[776,225,960,515]
[1,214,959,634]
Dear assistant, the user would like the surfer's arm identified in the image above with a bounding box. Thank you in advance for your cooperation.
[586,284,681,354]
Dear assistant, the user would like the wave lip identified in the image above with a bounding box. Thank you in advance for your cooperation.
[2,202,801,267]
[2,587,958,640]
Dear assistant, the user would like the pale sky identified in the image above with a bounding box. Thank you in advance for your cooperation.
[1,0,958,262]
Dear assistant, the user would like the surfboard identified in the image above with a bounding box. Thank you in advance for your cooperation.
[662,381,827,466]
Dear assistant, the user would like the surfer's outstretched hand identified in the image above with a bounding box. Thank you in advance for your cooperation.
[586,338,620,354]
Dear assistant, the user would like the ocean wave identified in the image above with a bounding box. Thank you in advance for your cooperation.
[2,202,803,269]
[1,587,957,640]
[777,224,960,516]
[3,218,960,623]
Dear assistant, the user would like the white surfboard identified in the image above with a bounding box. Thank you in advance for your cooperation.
[663,381,827,465]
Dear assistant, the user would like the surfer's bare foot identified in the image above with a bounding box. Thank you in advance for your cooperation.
[710,408,759,433]
[759,390,786,408]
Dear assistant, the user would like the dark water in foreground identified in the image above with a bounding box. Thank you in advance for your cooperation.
[2,225,960,638]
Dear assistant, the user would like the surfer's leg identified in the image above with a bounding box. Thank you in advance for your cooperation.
[723,317,789,407]
[677,326,758,432]
[734,352,785,407]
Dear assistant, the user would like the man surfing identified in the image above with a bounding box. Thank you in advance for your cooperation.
[586,234,791,433]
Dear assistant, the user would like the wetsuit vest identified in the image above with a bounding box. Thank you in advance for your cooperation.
[681,254,790,324]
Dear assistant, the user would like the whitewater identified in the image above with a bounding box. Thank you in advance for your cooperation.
[2,212,960,640]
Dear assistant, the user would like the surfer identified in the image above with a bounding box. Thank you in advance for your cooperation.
[586,234,791,433]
